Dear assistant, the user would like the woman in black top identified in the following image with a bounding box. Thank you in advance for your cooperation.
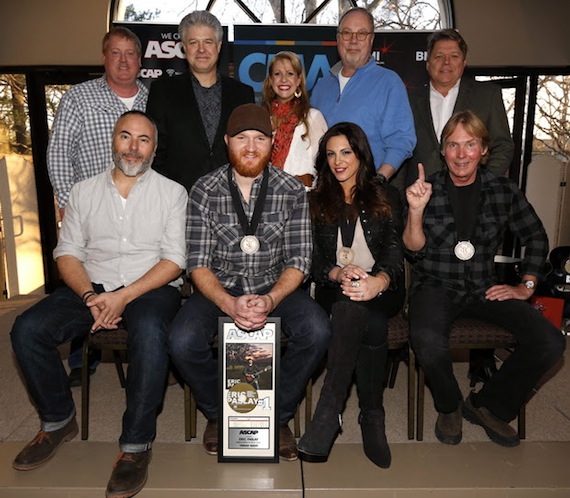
[298,122,404,468]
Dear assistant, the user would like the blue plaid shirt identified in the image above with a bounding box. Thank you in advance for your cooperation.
[47,76,148,208]
[406,169,549,303]
[187,164,312,295]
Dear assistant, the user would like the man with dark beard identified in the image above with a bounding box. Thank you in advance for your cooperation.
[168,104,330,461]
[11,111,187,498]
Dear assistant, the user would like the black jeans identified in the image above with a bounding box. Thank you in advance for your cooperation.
[409,285,565,421]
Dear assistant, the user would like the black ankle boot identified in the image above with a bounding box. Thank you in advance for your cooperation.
[360,408,391,468]
[298,302,369,463]
[355,343,391,468]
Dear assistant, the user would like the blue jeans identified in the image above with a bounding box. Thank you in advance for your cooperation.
[409,285,566,421]
[11,284,180,451]
[169,288,330,424]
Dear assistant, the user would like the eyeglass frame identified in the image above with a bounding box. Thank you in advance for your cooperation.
[337,30,374,41]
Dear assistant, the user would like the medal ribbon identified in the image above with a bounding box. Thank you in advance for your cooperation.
[340,204,357,248]
[228,165,269,237]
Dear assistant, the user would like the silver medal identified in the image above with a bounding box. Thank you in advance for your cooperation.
[454,241,475,261]
[337,246,355,266]
[240,235,260,254]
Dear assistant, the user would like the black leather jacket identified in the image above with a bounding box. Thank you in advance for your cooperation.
[311,185,404,289]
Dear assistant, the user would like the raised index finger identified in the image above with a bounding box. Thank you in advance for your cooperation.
[417,163,426,183]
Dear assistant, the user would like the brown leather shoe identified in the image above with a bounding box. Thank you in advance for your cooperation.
[106,450,151,498]
[279,424,298,461]
[463,392,520,447]
[435,405,463,445]
[203,419,218,455]
[13,417,78,471]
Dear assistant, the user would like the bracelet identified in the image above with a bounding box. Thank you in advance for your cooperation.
[81,290,96,304]
[265,293,276,312]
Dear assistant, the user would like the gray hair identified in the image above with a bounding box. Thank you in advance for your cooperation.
[178,11,223,43]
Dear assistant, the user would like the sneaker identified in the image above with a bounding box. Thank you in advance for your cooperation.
[68,367,95,388]
[106,450,151,498]
[12,417,79,471]
[463,392,520,447]
[279,424,298,461]
[435,405,463,445]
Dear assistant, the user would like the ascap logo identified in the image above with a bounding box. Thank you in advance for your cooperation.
[140,68,163,78]
[226,328,275,340]
[239,430,258,435]
[144,41,185,60]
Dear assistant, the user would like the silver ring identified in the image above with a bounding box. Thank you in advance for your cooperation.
[351,281,360,288]
[359,291,364,298]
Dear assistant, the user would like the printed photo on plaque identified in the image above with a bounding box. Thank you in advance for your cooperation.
[219,317,280,463]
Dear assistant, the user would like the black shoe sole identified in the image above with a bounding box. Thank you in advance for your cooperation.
[463,403,520,447]
[298,449,328,463]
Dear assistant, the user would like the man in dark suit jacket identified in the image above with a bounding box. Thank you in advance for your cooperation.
[146,10,254,191]
[394,29,514,190]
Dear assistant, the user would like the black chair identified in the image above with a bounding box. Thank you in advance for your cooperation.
[80,325,129,440]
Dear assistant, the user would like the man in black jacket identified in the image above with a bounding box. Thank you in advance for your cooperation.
[146,10,254,191]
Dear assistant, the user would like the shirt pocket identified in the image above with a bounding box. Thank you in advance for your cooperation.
[261,211,288,246]
[210,212,241,248]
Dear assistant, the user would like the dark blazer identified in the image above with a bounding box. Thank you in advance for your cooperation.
[395,77,514,190]
[146,73,254,191]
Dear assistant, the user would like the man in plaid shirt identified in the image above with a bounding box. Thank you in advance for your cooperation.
[404,110,565,448]
[169,104,330,461]
[47,27,148,385]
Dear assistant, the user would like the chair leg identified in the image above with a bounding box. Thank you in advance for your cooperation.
[416,365,425,441]
[81,337,90,441]
[304,380,313,431]
[184,383,193,441]
[112,350,126,388]
[407,347,415,440]
[518,404,526,439]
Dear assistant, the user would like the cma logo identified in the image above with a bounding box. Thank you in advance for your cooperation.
[238,53,330,93]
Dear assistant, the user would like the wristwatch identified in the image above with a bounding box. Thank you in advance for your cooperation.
[522,279,536,290]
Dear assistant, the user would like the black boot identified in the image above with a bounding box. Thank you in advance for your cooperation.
[298,301,368,463]
[356,342,391,468]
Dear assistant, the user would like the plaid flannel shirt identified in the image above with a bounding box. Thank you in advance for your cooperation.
[406,169,548,303]
[187,164,312,295]
[47,76,148,208]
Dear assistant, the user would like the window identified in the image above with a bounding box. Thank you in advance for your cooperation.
[115,0,450,30]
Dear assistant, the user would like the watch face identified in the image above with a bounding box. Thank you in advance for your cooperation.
[524,280,536,289]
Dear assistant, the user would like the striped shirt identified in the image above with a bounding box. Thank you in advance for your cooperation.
[187,164,312,295]
[406,169,548,303]
[47,76,148,208]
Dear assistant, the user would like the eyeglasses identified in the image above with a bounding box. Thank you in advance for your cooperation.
[337,30,373,41]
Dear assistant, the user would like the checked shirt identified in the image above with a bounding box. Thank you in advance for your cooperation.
[47,76,148,208]
[187,164,312,295]
[406,169,548,303]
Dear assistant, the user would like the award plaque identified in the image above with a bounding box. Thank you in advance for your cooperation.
[218,317,280,463]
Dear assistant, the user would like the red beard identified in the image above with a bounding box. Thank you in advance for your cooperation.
[229,147,271,178]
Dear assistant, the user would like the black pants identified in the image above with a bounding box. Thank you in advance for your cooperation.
[409,285,565,421]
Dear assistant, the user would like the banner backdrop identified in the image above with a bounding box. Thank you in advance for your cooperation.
[114,22,230,88]
[118,22,431,95]
[233,25,431,99]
